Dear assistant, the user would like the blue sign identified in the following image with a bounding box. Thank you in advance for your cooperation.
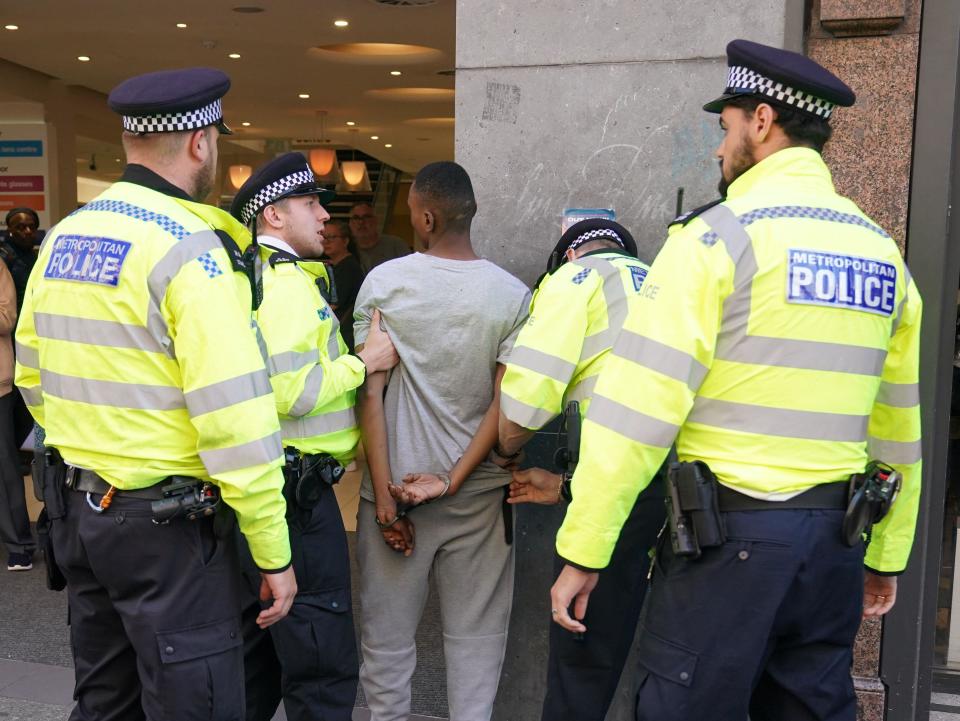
[786,249,897,316]
[629,265,648,292]
[0,140,43,157]
[44,235,132,287]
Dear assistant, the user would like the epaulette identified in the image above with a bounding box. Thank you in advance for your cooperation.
[267,249,299,267]
[668,198,725,228]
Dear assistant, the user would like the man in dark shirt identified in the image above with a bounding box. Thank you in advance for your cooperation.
[2,207,39,312]
[323,219,365,351]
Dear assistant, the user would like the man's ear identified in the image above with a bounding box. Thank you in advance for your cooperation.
[754,103,777,144]
[565,247,577,263]
[423,210,436,233]
[261,204,283,230]
[186,128,208,163]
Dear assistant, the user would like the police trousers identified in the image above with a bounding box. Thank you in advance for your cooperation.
[241,481,358,721]
[541,475,665,721]
[0,392,32,555]
[53,487,245,721]
[634,508,864,721]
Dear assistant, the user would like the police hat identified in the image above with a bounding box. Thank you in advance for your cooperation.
[703,39,855,119]
[108,67,233,135]
[547,218,637,273]
[231,152,336,226]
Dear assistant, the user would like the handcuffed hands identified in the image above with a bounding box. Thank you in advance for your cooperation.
[389,473,450,507]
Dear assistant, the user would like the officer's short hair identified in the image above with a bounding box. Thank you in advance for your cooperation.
[120,127,211,163]
[412,161,477,233]
[725,96,833,153]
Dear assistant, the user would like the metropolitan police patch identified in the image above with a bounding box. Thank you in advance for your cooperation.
[786,249,897,316]
[629,265,648,292]
[317,306,331,321]
[44,235,131,287]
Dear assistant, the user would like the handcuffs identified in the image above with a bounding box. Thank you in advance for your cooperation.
[375,473,453,529]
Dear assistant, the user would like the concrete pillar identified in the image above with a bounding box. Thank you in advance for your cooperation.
[45,81,77,221]
[454,3,797,719]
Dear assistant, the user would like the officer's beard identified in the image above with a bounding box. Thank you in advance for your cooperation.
[717,131,758,198]
[191,155,217,202]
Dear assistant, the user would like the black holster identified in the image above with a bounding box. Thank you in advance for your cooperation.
[36,447,68,591]
[665,461,726,559]
[841,461,902,547]
[282,448,343,512]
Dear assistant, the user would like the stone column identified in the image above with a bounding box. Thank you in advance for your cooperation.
[807,2,922,719]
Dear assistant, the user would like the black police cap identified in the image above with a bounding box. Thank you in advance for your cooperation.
[108,67,233,135]
[547,218,637,273]
[703,39,855,119]
[231,152,336,226]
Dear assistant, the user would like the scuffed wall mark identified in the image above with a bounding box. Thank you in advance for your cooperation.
[482,82,521,123]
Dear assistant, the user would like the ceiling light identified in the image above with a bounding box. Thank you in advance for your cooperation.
[228,52,241,59]
[298,93,310,99]
[338,161,371,192]
[384,143,393,148]
[229,164,252,189]
[346,121,356,126]
[390,70,402,76]
[114,158,121,162]
[176,22,187,28]
[334,19,349,27]
[232,6,265,13]
[4,25,19,31]
[241,121,251,127]
[77,55,91,62]
[370,135,379,140]
[309,149,338,177]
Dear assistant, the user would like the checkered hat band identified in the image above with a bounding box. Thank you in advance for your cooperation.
[122,98,224,133]
[241,168,316,225]
[568,228,624,252]
[725,66,834,119]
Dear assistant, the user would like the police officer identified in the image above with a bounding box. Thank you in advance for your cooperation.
[550,40,922,720]
[230,153,399,721]
[497,218,666,721]
[15,68,297,721]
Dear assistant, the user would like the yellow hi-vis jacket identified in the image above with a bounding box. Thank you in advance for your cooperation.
[257,246,364,463]
[14,179,291,571]
[558,148,922,574]
[501,250,651,428]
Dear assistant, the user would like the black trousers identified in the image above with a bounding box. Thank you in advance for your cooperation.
[541,476,665,721]
[0,392,32,555]
[634,509,864,721]
[53,488,245,721]
[241,482,358,721]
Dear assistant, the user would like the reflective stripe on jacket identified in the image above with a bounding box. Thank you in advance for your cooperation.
[14,180,290,570]
[256,248,364,462]
[557,147,922,574]
[501,250,650,428]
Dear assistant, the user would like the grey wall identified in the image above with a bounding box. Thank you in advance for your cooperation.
[454,2,795,719]
[457,0,792,285]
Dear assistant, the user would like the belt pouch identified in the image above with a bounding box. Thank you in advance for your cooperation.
[675,461,726,548]
[40,449,68,521]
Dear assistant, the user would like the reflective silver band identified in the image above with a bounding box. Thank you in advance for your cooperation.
[280,407,357,439]
[688,397,869,443]
[718,335,887,376]
[328,315,342,360]
[19,385,42,407]
[289,365,325,417]
[147,231,225,350]
[509,345,576,383]
[34,312,169,356]
[588,394,680,447]
[867,436,922,465]
[613,330,708,391]
[875,381,919,408]
[580,332,608,361]
[41,370,186,411]
[184,369,273,417]
[200,429,283,474]
[576,257,630,363]
[500,392,556,431]
[566,374,597,406]
[890,266,912,337]
[14,341,38,369]
[268,349,320,376]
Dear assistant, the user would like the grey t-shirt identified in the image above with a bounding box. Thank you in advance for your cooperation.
[356,234,412,273]
[354,252,531,500]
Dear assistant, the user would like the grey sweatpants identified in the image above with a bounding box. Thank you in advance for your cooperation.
[357,487,515,721]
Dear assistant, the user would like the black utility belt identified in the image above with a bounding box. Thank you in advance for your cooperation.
[717,481,848,512]
[282,448,344,511]
[68,468,168,500]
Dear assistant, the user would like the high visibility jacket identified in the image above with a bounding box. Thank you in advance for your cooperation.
[257,247,363,463]
[557,148,922,574]
[501,250,650,428]
[14,178,291,570]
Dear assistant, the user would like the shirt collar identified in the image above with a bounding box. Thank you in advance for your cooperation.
[725,146,835,199]
[258,234,300,258]
[120,164,193,201]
